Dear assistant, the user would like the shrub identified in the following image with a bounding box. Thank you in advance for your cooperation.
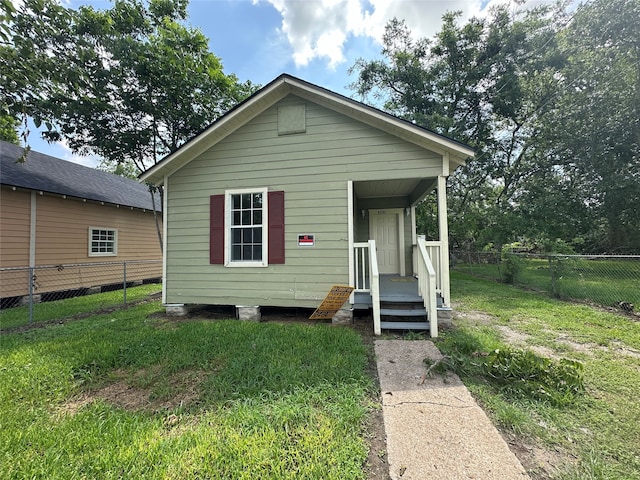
[500,244,525,284]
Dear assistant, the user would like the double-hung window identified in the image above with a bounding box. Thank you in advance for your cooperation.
[89,227,117,256]
[227,188,267,266]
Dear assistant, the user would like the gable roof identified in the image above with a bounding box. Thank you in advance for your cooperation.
[139,74,474,185]
[0,141,159,210]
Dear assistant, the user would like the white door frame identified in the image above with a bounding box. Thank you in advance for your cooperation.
[368,208,405,277]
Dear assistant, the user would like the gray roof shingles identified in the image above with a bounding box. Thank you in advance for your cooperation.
[0,141,159,211]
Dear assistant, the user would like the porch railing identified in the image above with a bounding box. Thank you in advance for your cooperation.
[413,241,441,291]
[353,242,371,292]
[353,241,381,334]
[416,237,438,337]
[368,240,381,335]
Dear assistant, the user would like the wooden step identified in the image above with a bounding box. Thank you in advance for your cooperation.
[380,294,423,303]
[380,321,430,330]
[380,307,426,317]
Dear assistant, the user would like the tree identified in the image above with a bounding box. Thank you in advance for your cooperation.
[1,0,74,160]
[541,0,640,252]
[0,114,19,144]
[2,0,257,249]
[351,4,570,250]
[2,0,255,172]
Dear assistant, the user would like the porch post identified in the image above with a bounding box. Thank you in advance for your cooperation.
[437,175,451,306]
[347,181,355,305]
[162,174,169,305]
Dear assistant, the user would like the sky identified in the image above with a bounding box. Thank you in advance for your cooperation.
[24,0,548,167]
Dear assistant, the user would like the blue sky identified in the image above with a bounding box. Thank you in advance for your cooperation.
[25,0,548,166]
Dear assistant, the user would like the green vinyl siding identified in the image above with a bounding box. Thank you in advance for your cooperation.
[164,95,442,308]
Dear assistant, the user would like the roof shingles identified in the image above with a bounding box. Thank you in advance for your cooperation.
[0,141,159,211]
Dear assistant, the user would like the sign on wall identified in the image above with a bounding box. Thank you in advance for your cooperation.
[298,234,315,246]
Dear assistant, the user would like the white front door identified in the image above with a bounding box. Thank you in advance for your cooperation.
[369,210,402,274]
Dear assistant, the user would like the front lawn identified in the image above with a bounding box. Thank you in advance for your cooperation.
[0,303,374,479]
[440,271,640,479]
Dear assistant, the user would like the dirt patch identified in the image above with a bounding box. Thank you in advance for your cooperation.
[610,341,640,359]
[505,433,575,479]
[453,308,498,326]
[62,368,206,414]
[493,325,561,360]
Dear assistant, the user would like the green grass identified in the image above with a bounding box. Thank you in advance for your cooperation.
[438,271,640,479]
[0,284,162,330]
[0,303,374,479]
[455,256,640,310]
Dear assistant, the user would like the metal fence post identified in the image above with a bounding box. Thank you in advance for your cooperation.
[123,261,127,305]
[28,266,34,324]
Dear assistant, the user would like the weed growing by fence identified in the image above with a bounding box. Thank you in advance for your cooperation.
[0,284,161,331]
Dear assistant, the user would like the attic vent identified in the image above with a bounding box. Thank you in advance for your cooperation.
[278,104,306,135]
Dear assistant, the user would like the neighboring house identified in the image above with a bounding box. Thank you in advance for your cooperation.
[0,140,162,303]
[140,74,474,336]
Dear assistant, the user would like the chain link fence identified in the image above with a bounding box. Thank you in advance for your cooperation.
[451,251,640,315]
[0,260,162,329]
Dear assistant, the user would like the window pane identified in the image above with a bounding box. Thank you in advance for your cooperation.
[232,245,241,261]
[253,210,262,225]
[241,210,251,225]
[232,229,241,244]
[232,194,240,209]
[253,227,262,243]
[252,193,262,208]
[242,228,252,243]
[253,246,262,260]
[233,211,241,226]
[241,193,251,208]
[243,245,252,260]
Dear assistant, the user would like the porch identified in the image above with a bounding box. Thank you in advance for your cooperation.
[347,176,452,337]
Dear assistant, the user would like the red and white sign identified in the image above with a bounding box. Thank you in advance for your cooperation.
[298,234,315,246]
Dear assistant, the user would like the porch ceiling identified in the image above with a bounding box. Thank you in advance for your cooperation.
[354,178,437,205]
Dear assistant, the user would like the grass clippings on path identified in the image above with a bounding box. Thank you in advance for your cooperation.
[0,303,376,479]
[440,271,640,479]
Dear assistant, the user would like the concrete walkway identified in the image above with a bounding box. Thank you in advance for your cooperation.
[375,340,530,480]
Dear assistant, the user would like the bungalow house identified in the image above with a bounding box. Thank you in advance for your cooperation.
[0,140,162,304]
[140,74,473,336]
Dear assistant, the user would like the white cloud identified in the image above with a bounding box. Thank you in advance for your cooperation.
[259,0,550,68]
[56,139,101,169]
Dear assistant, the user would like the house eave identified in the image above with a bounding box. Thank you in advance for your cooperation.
[0,183,157,213]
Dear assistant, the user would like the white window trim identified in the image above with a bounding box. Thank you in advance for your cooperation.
[224,187,268,267]
[88,227,118,257]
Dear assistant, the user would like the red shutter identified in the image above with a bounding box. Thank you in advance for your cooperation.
[210,194,225,264]
[268,191,285,264]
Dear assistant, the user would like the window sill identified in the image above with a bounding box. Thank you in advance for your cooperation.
[224,261,268,268]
